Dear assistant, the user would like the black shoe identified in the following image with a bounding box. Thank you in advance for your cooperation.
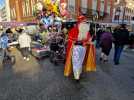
[100,57,102,61]
[104,60,108,62]
[76,79,80,83]
[114,62,119,65]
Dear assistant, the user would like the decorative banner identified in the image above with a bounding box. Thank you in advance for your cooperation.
[0,22,37,27]
[60,3,69,18]
[35,2,44,11]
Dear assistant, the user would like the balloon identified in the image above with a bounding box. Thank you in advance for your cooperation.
[36,2,43,11]
[60,3,69,19]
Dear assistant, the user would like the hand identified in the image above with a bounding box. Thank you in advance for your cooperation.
[86,41,93,45]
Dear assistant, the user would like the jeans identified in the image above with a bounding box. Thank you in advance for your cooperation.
[114,45,124,64]
[96,40,100,48]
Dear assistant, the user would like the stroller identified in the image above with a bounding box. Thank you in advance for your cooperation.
[0,48,15,67]
[49,33,66,65]
[0,48,5,66]
[0,31,16,67]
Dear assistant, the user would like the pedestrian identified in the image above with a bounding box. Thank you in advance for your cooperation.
[113,24,129,65]
[129,34,134,49]
[100,28,113,62]
[33,30,42,43]
[96,27,104,48]
[0,32,9,58]
[64,15,95,81]
[5,28,13,43]
[18,29,31,61]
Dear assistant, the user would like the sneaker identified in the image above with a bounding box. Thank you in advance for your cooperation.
[26,58,30,61]
[23,57,26,60]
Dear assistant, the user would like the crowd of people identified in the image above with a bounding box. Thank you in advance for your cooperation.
[96,24,130,65]
[64,16,134,81]
[0,14,134,81]
[0,27,31,61]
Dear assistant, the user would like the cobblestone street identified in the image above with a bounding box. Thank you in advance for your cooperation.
[0,48,134,100]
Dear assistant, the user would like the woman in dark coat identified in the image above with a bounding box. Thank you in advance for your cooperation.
[100,28,113,62]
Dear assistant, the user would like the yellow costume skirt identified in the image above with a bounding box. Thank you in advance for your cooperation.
[64,43,96,77]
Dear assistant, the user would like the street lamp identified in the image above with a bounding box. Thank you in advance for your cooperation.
[121,6,126,24]
[117,7,121,24]
[92,12,98,36]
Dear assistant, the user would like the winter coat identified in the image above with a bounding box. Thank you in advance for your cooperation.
[18,33,31,48]
[0,35,9,49]
[100,32,113,49]
[96,29,104,41]
[113,28,129,46]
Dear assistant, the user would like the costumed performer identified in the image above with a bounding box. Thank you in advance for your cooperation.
[64,15,92,80]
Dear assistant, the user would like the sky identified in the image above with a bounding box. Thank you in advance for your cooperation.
[0,0,5,9]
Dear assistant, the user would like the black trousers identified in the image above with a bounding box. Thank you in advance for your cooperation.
[21,47,30,58]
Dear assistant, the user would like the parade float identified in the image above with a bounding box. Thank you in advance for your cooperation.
[30,0,70,60]
[33,0,70,30]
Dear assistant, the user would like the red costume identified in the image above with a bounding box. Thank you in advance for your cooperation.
[64,16,96,77]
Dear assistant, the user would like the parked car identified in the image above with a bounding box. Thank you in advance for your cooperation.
[31,42,50,59]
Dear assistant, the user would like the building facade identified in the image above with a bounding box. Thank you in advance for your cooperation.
[112,0,134,24]
[66,0,114,22]
[0,10,2,22]
[5,0,11,21]
[9,0,114,22]
[9,0,41,22]
[0,0,11,22]
[0,7,8,22]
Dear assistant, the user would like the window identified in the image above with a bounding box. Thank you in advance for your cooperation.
[22,0,31,17]
[115,0,120,4]
[68,0,75,12]
[10,9,13,19]
[81,0,87,8]
[100,0,105,16]
[114,15,119,20]
[13,8,16,18]
[31,0,36,15]
[22,1,26,16]
[80,0,87,14]
[107,0,111,14]
[26,0,31,16]
[92,0,97,14]
[10,7,16,19]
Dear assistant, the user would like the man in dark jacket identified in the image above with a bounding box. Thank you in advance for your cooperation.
[96,28,104,48]
[113,24,129,65]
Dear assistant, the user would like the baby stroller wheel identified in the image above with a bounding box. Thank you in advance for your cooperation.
[54,60,58,66]
[63,59,66,64]
[3,55,16,65]
[49,52,54,63]
[11,55,16,65]
[50,57,53,63]
[0,60,3,67]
